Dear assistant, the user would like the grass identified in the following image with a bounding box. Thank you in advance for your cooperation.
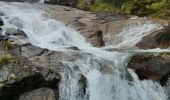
[0,54,12,65]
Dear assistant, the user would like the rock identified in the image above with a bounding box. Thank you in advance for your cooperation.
[0,57,43,100]
[19,88,56,100]
[5,28,27,37]
[0,18,4,26]
[0,27,2,34]
[128,53,170,83]
[44,0,77,6]
[136,26,170,49]
[88,30,105,47]
[0,34,7,41]
[0,46,60,100]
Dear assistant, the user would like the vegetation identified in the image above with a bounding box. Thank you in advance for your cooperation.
[0,54,12,65]
[2,41,14,49]
[77,0,170,17]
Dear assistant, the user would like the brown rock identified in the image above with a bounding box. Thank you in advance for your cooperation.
[128,53,170,83]
[136,26,170,49]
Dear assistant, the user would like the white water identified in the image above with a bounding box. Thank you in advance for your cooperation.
[0,1,169,100]
[103,22,162,48]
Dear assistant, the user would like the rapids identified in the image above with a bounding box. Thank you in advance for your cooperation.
[0,1,169,100]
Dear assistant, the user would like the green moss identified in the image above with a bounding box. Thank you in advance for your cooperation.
[0,54,12,65]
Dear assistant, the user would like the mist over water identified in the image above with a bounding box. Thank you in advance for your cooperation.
[0,1,169,100]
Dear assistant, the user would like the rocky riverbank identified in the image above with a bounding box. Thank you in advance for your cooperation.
[0,1,170,100]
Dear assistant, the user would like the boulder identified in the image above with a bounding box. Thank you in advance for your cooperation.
[136,26,170,49]
[0,52,42,100]
[128,53,170,84]
[18,88,56,100]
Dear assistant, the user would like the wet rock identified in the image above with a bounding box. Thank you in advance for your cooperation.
[78,75,88,97]
[18,88,56,100]
[136,26,170,49]
[0,27,2,34]
[128,53,170,83]
[5,28,27,37]
[0,18,4,26]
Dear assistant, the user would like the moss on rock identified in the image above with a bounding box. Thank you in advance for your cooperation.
[0,54,12,65]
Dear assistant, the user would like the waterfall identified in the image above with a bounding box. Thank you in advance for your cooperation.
[0,1,169,100]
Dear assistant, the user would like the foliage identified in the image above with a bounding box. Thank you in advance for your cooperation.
[77,0,170,17]
[0,54,12,65]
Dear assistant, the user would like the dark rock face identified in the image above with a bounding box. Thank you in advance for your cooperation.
[18,88,56,100]
[136,26,170,49]
[44,0,77,6]
[128,53,170,84]
[0,18,4,26]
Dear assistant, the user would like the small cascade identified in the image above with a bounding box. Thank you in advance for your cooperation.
[104,22,162,48]
[0,1,169,100]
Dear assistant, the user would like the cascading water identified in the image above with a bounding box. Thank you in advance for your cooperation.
[0,1,169,100]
